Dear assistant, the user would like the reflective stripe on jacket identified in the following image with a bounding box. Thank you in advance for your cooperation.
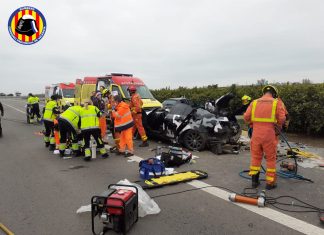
[60,105,81,130]
[43,100,58,122]
[251,98,278,123]
[27,96,40,105]
[80,105,100,130]
[112,101,134,132]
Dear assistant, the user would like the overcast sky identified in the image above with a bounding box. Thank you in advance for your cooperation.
[1,0,324,94]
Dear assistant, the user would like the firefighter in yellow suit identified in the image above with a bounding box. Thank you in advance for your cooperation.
[43,95,60,151]
[80,100,109,161]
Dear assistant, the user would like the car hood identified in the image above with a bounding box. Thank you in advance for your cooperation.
[215,92,235,109]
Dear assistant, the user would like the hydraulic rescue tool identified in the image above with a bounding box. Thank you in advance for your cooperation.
[91,184,138,235]
[229,191,266,207]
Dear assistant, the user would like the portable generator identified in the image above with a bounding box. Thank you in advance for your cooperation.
[91,184,138,235]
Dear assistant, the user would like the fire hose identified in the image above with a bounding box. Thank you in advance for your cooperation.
[239,126,313,183]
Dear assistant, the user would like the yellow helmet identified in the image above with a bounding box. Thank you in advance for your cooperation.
[241,95,252,105]
[102,88,109,96]
[241,95,251,101]
[262,85,278,98]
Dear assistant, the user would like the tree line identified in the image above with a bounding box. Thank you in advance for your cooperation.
[151,83,324,136]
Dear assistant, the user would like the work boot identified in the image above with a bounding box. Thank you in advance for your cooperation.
[49,144,55,151]
[101,153,109,159]
[139,141,149,147]
[59,150,65,158]
[124,152,134,157]
[109,146,118,153]
[73,150,81,157]
[266,183,277,190]
[251,172,260,188]
[83,156,91,161]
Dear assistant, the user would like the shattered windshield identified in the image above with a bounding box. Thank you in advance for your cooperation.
[121,85,155,99]
[196,108,215,118]
[169,103,193,116]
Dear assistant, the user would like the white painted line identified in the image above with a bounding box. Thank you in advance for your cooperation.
[2,103,25,114]
[188,180,324,235]
[122,150,324,235]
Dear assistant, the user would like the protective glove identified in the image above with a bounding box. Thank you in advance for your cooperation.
[131,107,137,114]
[248,127,253,139]
[283,120,290,131]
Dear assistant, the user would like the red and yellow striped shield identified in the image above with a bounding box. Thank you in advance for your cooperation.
[8,6,46,45]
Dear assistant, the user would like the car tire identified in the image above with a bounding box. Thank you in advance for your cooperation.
[182,130,206,151]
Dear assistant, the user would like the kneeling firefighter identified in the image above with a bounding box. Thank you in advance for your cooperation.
[80,100,108,161]
[58,105,82,157]
[243,85,286,190]
[43,95,61,150]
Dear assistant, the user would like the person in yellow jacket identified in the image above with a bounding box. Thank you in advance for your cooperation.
[111,95,135,157]
[80,99,109,161]
[43,95,60,150]
[57,105,82,157]
[27,93,41,123]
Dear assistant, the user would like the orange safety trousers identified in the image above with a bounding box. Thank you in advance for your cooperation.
[249,124,277,185]
[99,116,107,139]
[132,113,147,141]
[119,127,134,153]
[54,119,60,148]
[114,131,120,150]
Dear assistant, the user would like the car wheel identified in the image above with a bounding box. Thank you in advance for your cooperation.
[183,130,206,151]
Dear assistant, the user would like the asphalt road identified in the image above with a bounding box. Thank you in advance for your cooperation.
[1,98,323,235]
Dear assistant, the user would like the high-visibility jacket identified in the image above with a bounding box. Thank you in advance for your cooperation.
[129,93,143,114]
[43,100,58,122]
[244,93,286,136]
[27,96,40,105]
[60,105,82,130]
[80,105,100,130]
[112,101,134,132]
[250,98,278,123]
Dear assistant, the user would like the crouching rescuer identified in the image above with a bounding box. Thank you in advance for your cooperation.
[128,85,149,147]
[58,105,82,157]
[80,100,109,161]
[243,85,286,190]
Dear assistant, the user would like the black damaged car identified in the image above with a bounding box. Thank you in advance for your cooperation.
[145,94,241,154]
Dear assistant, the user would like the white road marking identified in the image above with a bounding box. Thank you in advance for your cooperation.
[2,103,25,114]
[124,151,324,235]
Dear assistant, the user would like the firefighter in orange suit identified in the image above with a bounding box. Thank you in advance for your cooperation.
[111,95,134,157]
[128,85,149,147]
[244,85,286,190]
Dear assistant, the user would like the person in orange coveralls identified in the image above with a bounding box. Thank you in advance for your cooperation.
[128,85,149,147]
[244,85,286,190]
[111,95,135,157]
